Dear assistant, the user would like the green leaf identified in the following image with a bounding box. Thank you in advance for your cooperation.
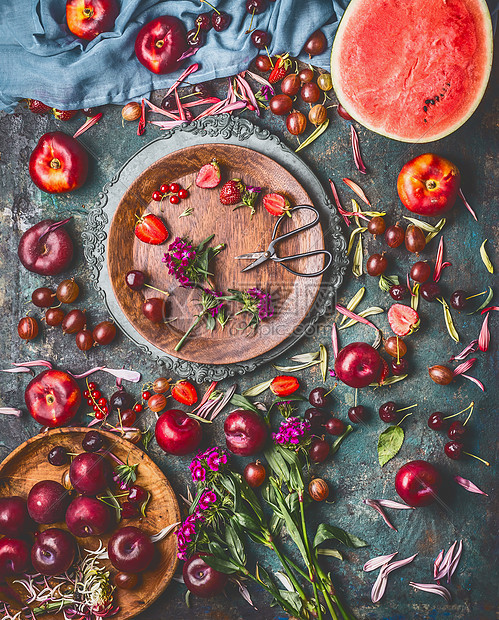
[313,523,368,550]
[269,512,284,538]
[317,548,344,560]
[352,233,363,278]
[330,424,354,455]
[403,216,440,232]
[221,472,241,512]
[295,118,329,152]
[438,297,459,343]
[264,446,291,483]
[369,373,408,387]
[273,360,320,372]
[346,227,367,256]
[480,239,494,273]
[238,475,266,523]
[425,218,446,243]
[378,425,405,466]
[411,282,420,312]
[202,554,239,575]
[290,350,320,363]
[233,510,261,533]
[467,287,493,315]
[230,393,258,413]
[319,344,328,382]
[225,522,246,566]
[338,307,384,330]
[243,379,272,397]
[269,481,308,564]
[378,274,399,292]
[255,564,278,595]
[340,287,365,324]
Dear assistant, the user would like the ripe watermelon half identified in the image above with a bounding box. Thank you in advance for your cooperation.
[330,0,493,143]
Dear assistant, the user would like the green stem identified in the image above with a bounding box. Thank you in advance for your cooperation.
[299,493,323,620]
[174,312,204,351]
[242,567,304,618]
[270,539,308,602]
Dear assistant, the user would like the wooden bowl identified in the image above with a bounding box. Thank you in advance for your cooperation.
[107,143,325,365]
[0,427,180,620]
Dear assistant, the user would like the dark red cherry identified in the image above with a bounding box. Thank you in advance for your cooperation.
[391,358,409,376]
[379,401,398,423]
[420,282,441,302]
[309,438,330,463]
[444,441,463,460]
[195,12,212,31]
[348,406,367,423]
[246,0,268,13]
[309,387,330,409]
[325,418,346,436]
[427,412,445,430]
[212,11,231,32]
[450,290,468,311]
[447,421,467,441]
[389,284,408,301]
[251,29,271,49]
[125,270,145,291]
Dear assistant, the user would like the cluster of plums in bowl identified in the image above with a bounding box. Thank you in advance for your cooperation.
[0,431,154,589]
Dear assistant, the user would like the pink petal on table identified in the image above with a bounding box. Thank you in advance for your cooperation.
[458,188,478,221]
[143,98,180,121]
[236,74,260,116]
[410,582,452,603]
[481,306,499,314]
[478,313,490,352]
[376,499,415,510]
[433,549,444,579]
[364,499,397,531]
[336,304,379,330]
[453,358,477,376]
[331,323,339,359]
[434,542,457,580]
[383,553,418,576]
[0,408,21,417]
[447,539,463,583]
[68,367,141,382]
[461,374,485,391]
[164,64,199,99]
[371,568,388,603]
[177,46,200,62]
[433,238,444,282]
[192,382,218,412]
[363,552,398,572]
[0,367,33,374]
[350,125,367,174]
[329,179,350,226]
[181,97,221,108]
[245,70,274,92]
[454,475,488,496]
[449,339,479,362]
[73,113,103,138]
[13,360,53,369]
[174,89,186,121]
[342,178,371,206]
[149,120,187,130]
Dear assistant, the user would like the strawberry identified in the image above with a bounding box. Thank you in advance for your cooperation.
[270,375,300,396]
[171,381,198,406]
[27,99,51,114]
[53,109,79,121]
[134,213,169,245]
[268,54,292,84]
[196,159,221,188]
[263,193,291,217]
[388,304,420,336]
[220,180,244,205]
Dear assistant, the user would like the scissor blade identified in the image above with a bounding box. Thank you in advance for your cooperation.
[234,252,265,260]
[241,253,270,272]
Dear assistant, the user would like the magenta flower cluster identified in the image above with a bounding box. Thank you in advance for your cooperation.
[189,447,228,484]
[162,237,195,287]
[203,289,225,318]
[176,489,218,560]
[273,417,311,446]
[248,287,274,320]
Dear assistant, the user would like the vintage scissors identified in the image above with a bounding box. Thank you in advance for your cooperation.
[234,205,333,278]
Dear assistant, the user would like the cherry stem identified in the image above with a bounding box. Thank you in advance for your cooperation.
[246,8,256,34]
[465,290,487,300]
[144,284,169,296]
[200,0,220,14]
[354,388,357,408]
[324,388,334,397]
[396,403,418,412]
[396,412,413,426]
[463,402,474,426]
[463,451,490,466]
[265,46,274,67]
[396,336,400,364]
[444,401,474,420]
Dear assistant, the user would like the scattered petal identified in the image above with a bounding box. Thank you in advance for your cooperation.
[454,475,488,496]
[164,64,199,99]
[192,381,218,412]
[245,69,274,91]
[434,542,457,580]
[68,366,141,382]
[150,522,180,543]
[73,112,103,138]
[235,579,258,609]
[433,238,451,282]
[329,178,351,226]
[331,324,339,359]
[410,582,452,603]
[461,374,485,391]
[340,287,366,323]
[350,125,367,174]
[479,239,494,273]
[383,553,418,576]
[371,567,388,603]
[478,313,490,352]
[447,540,463,583]
[342,178,371,206]
[449,339,479,361]
[236,74,260,117]
[137,99,146,136]
[458,188,478,221]
[433,550,444,579]
[364,499,397,531]
[0,367,33,374]
[376,499,415,510]
[0,408,22,417]
[144,97,180,120]
[363,552,398,573]
[481,306,499,314]
[453,358,477,376]
[336,304,381,330]
[13,360,53,369]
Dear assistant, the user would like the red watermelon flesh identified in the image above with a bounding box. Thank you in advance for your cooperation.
[331,0,493,143]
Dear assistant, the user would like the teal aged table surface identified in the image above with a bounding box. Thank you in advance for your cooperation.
[0,53,497,620]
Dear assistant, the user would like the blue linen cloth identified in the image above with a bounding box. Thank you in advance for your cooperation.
[0,0,348,112]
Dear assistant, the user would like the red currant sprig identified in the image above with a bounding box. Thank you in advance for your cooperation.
[84,379,108,420]
[151,182,190,204]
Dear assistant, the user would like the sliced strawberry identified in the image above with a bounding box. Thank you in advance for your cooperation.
[134,213,169,245]
[196,159,221,188]
[53,109,79,121]
[269,54,292,84]
[388,304,420,336]
[220,180,244,205]
[27,99,51,114]
[263,193,291,217]
[171,381,198,406]
[270,375,300,396]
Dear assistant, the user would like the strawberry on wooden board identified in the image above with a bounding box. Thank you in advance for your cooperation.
[388,304,420,336]
[134,213,169,245]
[263,193,291,217]
[269,53,292,84]
[219,180,244,205]
[28,99,51,114]
[196,159,221,188]
[171,381,198,406]
[270,375,300,396]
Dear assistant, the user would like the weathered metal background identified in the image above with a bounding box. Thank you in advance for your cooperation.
[0,50,497,620]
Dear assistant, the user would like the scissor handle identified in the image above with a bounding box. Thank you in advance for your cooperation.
[274,249,333,277]
[269,205,320,247]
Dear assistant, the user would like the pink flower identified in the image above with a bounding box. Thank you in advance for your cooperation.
[199,490,217,509]
[207,451,226,471]
[191,465,206,483]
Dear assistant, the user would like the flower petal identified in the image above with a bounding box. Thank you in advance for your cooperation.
[342,178,371,206]
[449,339,479,362]
[371,568,388,603]
[434,542,457,580]
[410,582,452,603]
[447,539,463,583]
[453,358,477,376]
[364,499,397,531]
[461,374,485,391]
[376,499,415,510]
[363,552,398,572]
[336,304,379,330]
[383,553,418,575]
[478,313,490,352]
[458,188,478,221]
[350,125,367,174]
[433,549,444,579]
[454,475,488,496]
[331,323,339,359]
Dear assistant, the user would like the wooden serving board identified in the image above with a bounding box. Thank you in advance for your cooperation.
[0,428,180,620]
[107,143,325,365]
